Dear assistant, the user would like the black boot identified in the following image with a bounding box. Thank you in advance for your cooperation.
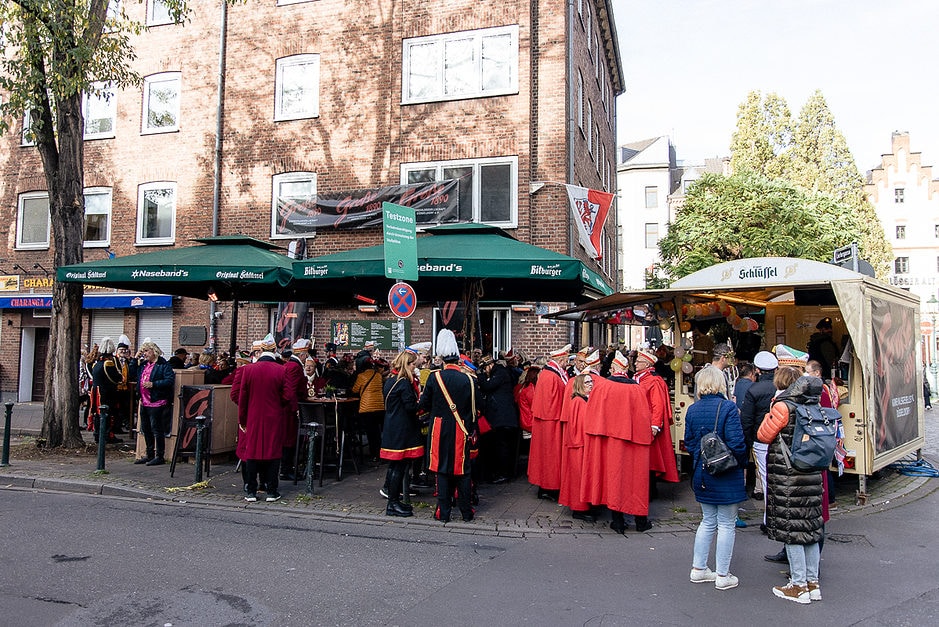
[634,515,652,532]
[610,511,627,534]
[385,464,413,517]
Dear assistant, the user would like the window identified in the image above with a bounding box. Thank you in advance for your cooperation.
[271,172,317,239]
[577,72,584,130]
[894,257,909,274]
[586,101,592,151]
[21,111,36,146]
[401,156,517,226]
[84,82,116,139]
[142,72,180,133]
[275,54,320,121]
[645,186,658,208]
[895,188,905,203]
[402,25,519,104]
[147,0,175,26]
[896,225,906,240]
[645,223,659,248]
[84,188,112,247]
[16,192,50,249]
[935,224,939,238]
[136,182,176,245]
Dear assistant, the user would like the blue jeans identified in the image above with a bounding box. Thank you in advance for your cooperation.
[785,542,820,585]
[693,502,738,575]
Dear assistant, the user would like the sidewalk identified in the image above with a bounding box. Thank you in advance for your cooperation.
[2,402,935,537]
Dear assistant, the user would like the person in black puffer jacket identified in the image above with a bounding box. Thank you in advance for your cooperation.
[757,375,824,604]
[478,356,519,483]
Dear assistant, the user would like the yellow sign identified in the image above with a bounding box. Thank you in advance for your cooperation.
[22,277,54,289]
[0,276,20,291]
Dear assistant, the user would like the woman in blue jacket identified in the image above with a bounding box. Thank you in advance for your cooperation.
[685,366,748,591]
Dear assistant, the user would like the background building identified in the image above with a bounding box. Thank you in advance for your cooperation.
[0,1,623,401]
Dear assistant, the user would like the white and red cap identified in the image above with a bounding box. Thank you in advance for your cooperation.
[549,343,572,359]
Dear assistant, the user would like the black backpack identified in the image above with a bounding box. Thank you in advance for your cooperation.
[780,403,839,472]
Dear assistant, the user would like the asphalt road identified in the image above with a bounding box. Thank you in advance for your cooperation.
[2,480,937,626]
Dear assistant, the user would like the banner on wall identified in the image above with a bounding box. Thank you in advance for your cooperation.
[566,185,613,261]
[275,179,461,235]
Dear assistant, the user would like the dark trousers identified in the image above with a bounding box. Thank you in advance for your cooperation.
[139,404,170,459]
[487,427,519,480]
[358,410,384,459]
[436,472,472,520]
[245,459,280,495]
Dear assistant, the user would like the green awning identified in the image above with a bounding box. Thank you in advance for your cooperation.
[294,223,613,302]
[56,236,294,301]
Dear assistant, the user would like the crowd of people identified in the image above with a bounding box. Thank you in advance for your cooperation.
[80,318,843,604]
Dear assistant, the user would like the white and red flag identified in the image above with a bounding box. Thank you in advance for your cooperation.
[566,185,614,260]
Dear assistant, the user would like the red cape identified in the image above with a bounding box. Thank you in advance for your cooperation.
[528,365,567,490]
[636,369,680,482]
[559,393,590,511]
[580,377,652,515]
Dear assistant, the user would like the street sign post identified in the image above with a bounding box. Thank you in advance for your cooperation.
[382,202,418,281]
[388,282,418,319]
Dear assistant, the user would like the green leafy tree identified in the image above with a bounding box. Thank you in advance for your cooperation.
[729,90,793,180]
[789,90,891,276]
[0,1,203,447]
[658,172,867,280]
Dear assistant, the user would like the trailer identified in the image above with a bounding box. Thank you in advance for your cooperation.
[554,257,925,504]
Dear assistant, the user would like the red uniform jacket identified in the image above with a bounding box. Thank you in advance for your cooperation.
[559,392,591,511]
[231,355,290,461]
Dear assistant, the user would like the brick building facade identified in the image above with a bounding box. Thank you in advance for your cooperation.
[0,0,622,401]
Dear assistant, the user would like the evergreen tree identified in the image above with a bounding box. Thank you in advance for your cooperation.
[729,91,792,180]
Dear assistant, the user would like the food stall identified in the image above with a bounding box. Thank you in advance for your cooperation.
[553,257,925,503]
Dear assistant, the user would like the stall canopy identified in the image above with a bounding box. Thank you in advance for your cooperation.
[56,236,295,356]
[56,235,294,302]
[292,223,614,303]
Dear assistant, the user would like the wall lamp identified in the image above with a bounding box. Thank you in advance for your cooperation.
[207,287,219,302]
[11,263,33,275]
[33,263,52,276]
[354,293,377,305]
[511,304,535,313]
[357,304,379,313]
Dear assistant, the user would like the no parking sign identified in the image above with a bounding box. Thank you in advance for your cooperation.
[388,282,417,319]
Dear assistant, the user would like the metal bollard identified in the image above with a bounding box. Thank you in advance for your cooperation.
[96,405,109,472]
[304,422,318,495]
[194,416,206,483]
[1,401,13,467]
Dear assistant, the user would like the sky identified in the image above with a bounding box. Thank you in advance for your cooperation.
[611,0,939,172]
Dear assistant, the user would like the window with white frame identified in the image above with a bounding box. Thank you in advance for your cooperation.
[645,223,659,249]
[402,25,519,104]
[894,188,904,203]
[401,156,517,226]
[586,101,592,150]
[577,72,584,130]
[271,172,317,239]
[16,192,50,249]
[147,0,175,26]
[275,54,320,121]
[84,82,116,139]
[84,188,112,247]
[142,72,180,133]
[894,256,909,274]
[585,4,591,41]
[645,186,658,208]
[21,111,36,146]
[137,182,176,245]
[594,124,600,161]
[896,224,906,240]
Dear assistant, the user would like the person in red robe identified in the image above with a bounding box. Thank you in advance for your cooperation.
[559,351,601,521]
[231,335,292,503]
[581,350,655,533]
[634,348,680,497]
[528,343,571,500]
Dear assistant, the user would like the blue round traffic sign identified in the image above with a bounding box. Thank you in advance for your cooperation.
[388,282,417,318]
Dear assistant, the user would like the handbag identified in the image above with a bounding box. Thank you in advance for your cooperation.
[700,401,738,475]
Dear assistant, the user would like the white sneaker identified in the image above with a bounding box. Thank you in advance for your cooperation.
[807,581,821,601]
[690,567,717,583]
[715,573,739,590]
[773,581,811,604]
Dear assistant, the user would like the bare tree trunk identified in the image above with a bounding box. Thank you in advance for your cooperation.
[38,90,85,448]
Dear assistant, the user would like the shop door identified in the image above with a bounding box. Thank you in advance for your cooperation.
[479,308,510,358]
[30,327,49,401]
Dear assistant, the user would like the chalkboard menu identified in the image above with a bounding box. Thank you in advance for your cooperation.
[331,319,411,351]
